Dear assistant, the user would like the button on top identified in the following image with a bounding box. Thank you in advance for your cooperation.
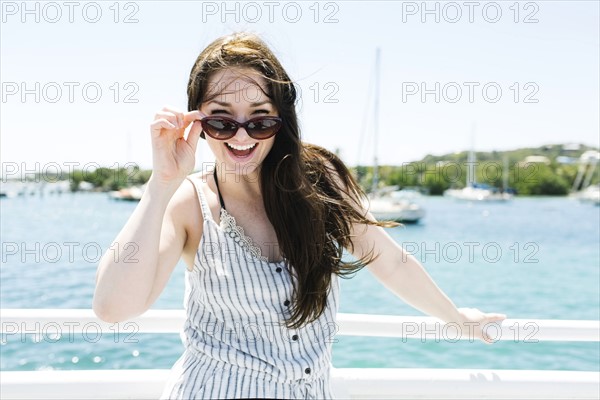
[283,299,290,307]
[304,367,311,374]
[275,267,282,273]
[292,334,299,341]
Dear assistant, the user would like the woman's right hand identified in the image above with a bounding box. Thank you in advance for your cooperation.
[149,106,204,186]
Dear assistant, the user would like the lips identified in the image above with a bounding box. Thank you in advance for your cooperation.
[225,142,258,158]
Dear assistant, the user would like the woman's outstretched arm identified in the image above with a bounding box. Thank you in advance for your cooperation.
[93,108,202,323]
[349,215,506,343]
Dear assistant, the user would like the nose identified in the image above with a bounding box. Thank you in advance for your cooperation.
[234,124,251,141]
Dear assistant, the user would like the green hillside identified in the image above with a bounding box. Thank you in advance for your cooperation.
[31,143,599,196]
[353,143,599,196]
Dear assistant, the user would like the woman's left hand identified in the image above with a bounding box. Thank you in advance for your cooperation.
[455,307,507,344]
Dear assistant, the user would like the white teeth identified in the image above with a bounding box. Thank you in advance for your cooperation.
[226,143,257,151]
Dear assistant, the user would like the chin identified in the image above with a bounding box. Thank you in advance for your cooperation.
[216,157,264,180]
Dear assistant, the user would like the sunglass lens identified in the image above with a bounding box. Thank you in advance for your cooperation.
[205,118,237,138]
[247,119,281,139]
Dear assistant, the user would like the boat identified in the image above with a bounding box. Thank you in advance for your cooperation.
[569,150,599,205]
[108,185,145,201]
[444,183,513,202]
[572,184,600,206]
[366,186,426,223]
[0,182,15,198]
[444,141,513,202]
[363,48,425,223]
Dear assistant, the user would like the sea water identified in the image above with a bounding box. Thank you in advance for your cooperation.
[1,193,598,372]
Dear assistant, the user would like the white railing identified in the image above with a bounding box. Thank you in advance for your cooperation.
[1,309,599,399]
[3,309,599,341]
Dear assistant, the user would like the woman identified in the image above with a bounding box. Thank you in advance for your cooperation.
[93,32,506,399]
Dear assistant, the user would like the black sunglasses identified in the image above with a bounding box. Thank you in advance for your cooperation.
[199,116,282,140]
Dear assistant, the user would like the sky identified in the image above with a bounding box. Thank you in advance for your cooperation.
[1,0,599,175]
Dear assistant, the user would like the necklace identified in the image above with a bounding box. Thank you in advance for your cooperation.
[213,168,227,210]
[212,167,273,263]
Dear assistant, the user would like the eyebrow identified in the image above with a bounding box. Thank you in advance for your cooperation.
[207,100,272,107]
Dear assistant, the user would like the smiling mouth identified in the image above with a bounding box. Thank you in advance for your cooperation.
[225,142,258,158]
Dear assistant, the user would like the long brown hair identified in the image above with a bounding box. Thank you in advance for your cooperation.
[187,32,397,328]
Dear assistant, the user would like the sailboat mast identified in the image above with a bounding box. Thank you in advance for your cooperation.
[372,47,381,193]
[467,124,476,187]
[503,156,509,191]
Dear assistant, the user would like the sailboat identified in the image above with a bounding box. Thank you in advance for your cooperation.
[363,48,425,223]
[367,187,426,223]
[443,132,513,202]
[575,184,600,206]
[569,150,600,205]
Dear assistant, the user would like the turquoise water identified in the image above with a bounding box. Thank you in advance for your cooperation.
[1,193,599,372]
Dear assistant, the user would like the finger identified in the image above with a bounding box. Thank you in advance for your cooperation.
[151,118,177,130]
[184,110,204,123]
[476,325,492,344]
[181,110,203,131]
[160,105,183,117]
[486,313,507,321]
[176,112,184,129]
[480,321,503,344]
[150,119,177,136]
[186,120,203,151]
[155,112,179,128]
[155,110,177,119]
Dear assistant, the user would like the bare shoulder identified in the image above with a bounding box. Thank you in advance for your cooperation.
[167,173,202,220]
[166,172,207,270]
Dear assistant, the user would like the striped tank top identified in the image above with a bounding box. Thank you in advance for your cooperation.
[160,174,340,399]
